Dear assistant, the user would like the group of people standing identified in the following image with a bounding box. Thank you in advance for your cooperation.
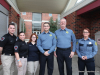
[0,18,98,75]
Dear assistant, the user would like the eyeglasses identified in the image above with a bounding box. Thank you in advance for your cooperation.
[43,26,50,27]
[32,37,36,38]
[83,32,89,33]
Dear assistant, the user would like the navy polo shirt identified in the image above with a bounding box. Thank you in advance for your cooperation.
[28,43,39,61]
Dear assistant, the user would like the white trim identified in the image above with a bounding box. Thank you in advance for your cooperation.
[6,0,20,14]
[61,0,76,15]
[76,0,84,4]
[42,20,49,22]
[24,20,32,22]
[60,0,95,18]
[32,21,41,23]
[42,20,56,22]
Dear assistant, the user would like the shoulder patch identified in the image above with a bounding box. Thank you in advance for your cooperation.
[14,45,18,50]
[76,42,78,45]
[73,31,74,34]
[1,37,5,41]
[95,42,97,46]
[55,36,57,39]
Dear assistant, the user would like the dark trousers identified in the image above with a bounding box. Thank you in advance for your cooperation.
[56,48,72,75]
[39,52,54,75]
[78,57,95,75]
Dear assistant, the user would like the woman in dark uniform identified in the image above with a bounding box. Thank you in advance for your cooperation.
[27,33,39,75]
[76,28,98,75]
[14,31,28,75]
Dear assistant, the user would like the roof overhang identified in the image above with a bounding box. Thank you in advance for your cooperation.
[16,0,70,14]
[6,0,96,18]
[60,0,95,18]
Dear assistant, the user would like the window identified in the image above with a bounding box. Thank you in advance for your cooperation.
[32,13,41,35]
[22,12,26,15]
[33,13,41,21]
[49,13,52,17]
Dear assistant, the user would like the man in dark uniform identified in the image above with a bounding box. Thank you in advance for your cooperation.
[0,23,16,75]
[37,22,56,75]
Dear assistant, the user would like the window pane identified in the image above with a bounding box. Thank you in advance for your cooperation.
[33,23,41,27]
[49,13,52,17]
[22,12,26,15]
[33,13,41,21]
[32,27,41,31]
[32,23,41,31]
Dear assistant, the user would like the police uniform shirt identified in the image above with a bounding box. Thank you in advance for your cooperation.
[28,43,39,61]
[0,33,16,55]
[37,31,56,54]
[55,28,76,52]
[76,38,98,59]
[14,39,28,57]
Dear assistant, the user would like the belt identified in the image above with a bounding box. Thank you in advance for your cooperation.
[20,56,28,58]
[2,53,14,56]
[57,47,71,50]
[44,49,50,51]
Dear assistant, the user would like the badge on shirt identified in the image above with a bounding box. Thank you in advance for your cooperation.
[76,42,78,45]
[95,42,97,46]
[1,37,5,41]
[14,45,18,50]
[29,45,32,46]
[66,31,69,34]
[49,34,52,36]
[89,42,92,44]
[55,36,57,39]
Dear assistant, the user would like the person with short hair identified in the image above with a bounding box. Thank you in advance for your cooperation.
[76,28,98,75]
[54,18,76,75]
[14,31,28,75]
[0,23,16,75]
[37,22,56,75]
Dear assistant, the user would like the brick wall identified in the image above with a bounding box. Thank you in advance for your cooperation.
[21,12,32,39]
[21,12,32,20]
[9,6,20,35]
[42,13,58,32]
[42,13,58,21]
[90,8,100,39]
[21,12,58,38]
[65,8,100,39]
[24,21,32,39]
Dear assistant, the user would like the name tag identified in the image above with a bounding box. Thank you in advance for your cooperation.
[89,42,92,44]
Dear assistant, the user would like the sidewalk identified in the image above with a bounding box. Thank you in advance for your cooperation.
[0,55,100,75]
